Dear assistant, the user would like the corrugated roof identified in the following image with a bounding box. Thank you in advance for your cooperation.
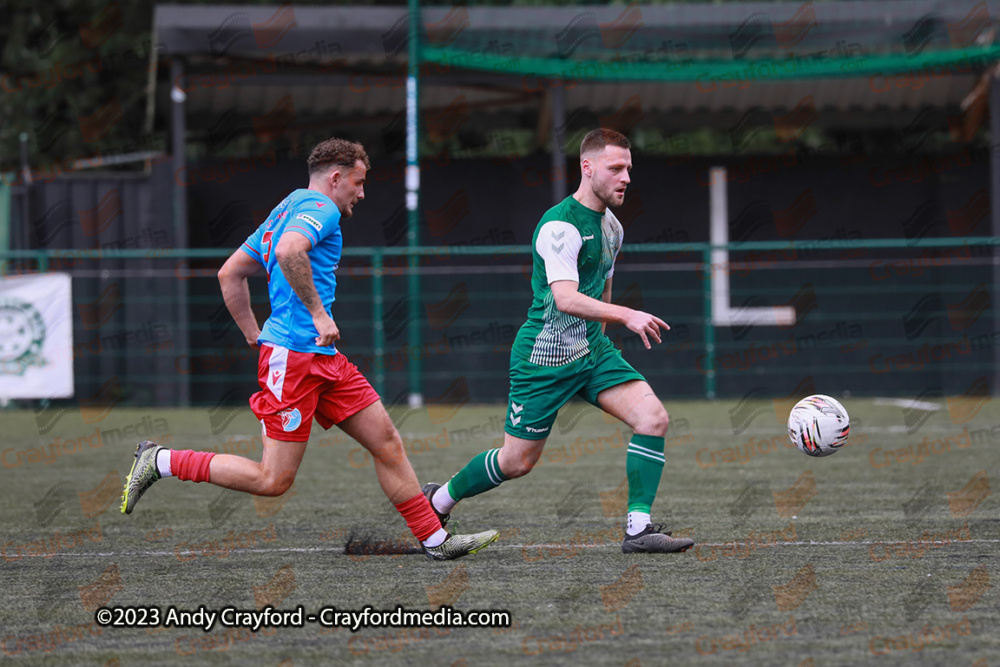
[156,2,1000,59]
[154,3,997,139]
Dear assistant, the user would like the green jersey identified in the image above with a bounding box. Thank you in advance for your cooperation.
[511,196,624,367]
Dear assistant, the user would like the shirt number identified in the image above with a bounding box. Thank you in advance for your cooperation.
[262,231,274,264]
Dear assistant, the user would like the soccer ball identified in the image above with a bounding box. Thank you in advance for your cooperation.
[787,395,850,457]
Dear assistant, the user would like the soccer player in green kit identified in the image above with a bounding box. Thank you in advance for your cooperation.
[424,129,694,554]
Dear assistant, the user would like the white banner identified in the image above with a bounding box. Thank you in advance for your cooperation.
[0,273,74,399]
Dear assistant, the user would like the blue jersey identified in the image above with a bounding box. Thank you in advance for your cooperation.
[241,189,342,355]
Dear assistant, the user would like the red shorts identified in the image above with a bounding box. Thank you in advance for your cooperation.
[249,344,381,442]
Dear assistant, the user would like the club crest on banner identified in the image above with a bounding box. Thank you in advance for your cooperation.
[0,297,47,376]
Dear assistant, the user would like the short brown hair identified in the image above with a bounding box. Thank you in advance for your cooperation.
[307,138,370,176]
[579,128,630,156]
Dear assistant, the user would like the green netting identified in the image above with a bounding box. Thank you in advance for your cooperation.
[422,42,1000,81]
[414,1,1000,82]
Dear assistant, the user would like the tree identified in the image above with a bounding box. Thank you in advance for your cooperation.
[0,0,162,173]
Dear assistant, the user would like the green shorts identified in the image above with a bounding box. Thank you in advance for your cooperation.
[505,337,645,440]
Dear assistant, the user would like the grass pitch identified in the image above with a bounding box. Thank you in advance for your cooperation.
[0,398,997,666]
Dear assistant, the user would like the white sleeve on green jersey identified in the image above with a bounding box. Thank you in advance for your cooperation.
[603,209,624,280]
[536,220,583,284]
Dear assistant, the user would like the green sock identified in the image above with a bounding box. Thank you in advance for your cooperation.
[626,434,665,513]
[446,448,509,501]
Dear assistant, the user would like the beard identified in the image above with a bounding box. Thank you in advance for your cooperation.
[593,181,625,209]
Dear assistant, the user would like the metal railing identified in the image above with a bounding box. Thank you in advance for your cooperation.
[3,236,999,403]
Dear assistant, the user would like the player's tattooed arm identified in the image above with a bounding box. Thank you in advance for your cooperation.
[218,249,263,347]
[275,232,341,345]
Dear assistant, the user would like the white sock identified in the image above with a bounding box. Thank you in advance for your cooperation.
[432,484,458,514]
[627,511,651,536]
[156,449,173,477]
[422,528,448,548]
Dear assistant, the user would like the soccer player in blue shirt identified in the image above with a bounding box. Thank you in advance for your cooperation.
[121,138,498,560]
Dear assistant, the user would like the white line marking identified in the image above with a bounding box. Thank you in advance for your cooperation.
[8,540,999,558]
[395,425,977,439]
[874,397,943,411]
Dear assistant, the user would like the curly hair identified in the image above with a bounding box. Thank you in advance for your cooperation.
[579,128,631,156]
[307,138,371,175]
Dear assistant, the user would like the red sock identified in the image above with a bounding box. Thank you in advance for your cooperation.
[171,450,215,483]
[395,493,442,542]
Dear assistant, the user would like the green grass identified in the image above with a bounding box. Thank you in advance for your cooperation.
[0,399,997,666]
